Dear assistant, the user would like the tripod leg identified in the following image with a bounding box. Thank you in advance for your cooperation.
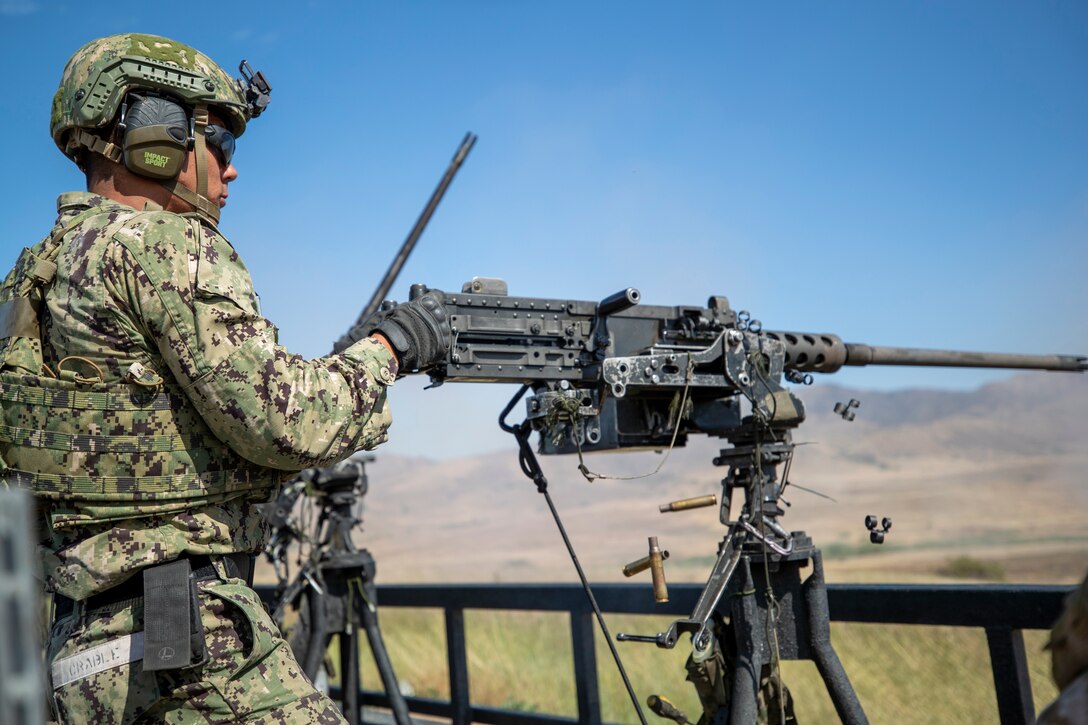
[361,602,414,725]
[341,617,362,725]
[727,559,762,725]
[804,552,869,725]
[303,586,331,683]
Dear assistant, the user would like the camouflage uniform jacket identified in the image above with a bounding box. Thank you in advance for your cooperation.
[1,192,397,600]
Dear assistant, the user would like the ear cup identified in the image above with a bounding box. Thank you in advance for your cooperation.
[122,95,190,179]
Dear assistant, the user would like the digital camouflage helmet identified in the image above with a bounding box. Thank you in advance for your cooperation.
[51,33,270,224]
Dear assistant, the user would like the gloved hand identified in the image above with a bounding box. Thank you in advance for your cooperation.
[368,291,452,373]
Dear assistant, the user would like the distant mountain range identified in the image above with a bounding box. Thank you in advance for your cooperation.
[339,373,1088,586]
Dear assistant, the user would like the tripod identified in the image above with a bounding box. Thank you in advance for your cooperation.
[618,430,869,725]
[265,460,413,725]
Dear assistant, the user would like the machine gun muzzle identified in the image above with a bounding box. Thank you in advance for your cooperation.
[764,331,1087,374]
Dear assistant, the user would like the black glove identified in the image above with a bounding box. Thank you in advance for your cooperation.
[368,291,452,373]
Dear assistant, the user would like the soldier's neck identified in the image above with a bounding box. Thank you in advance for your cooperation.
[88,165,185,214]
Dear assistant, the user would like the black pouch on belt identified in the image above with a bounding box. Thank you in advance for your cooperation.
[142,558,208,671]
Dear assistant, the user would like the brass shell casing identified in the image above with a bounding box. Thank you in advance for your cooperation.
[658,494,717,513]
[649,536,668,603]
[622,549,670,577]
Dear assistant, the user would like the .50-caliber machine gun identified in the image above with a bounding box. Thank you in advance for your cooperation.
[390,276,1084,725]
[422,276,1083,454]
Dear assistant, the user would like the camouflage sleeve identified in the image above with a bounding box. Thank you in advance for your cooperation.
[110,213,398,470]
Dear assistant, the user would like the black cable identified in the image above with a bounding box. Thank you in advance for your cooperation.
[540,486,648,725]
[500,388,649,725]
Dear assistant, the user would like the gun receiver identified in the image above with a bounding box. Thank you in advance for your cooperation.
[412,278,1085,455]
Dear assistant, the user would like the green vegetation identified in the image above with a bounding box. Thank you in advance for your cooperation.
[338,608,1058,725]
[936,556,1007,581]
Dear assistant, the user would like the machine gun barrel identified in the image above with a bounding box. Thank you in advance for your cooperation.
[763,331,1087,374]
[843,344,1087,372]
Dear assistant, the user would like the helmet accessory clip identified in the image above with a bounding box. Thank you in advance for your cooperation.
[238,60,272,119]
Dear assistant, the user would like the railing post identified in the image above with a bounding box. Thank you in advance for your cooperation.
[985,626,1034,725]
[570,608,602,725]
[446,608,472,725]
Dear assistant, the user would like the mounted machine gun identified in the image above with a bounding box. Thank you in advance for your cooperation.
[422,276,1081,454]
[369,277,1084,724]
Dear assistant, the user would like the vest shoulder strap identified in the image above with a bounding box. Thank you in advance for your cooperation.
[0,206,139,371]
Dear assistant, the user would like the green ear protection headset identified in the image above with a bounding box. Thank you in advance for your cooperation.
[119,93,192,180]
[119,93,237,180]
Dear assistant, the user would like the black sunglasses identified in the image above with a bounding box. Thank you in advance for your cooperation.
[203,124,236,166]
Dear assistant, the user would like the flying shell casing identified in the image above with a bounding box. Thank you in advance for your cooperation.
[649,536,668,603]
[659,495,717,513]
[622,549,670,577]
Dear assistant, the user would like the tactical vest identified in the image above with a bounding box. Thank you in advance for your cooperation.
[0,205,276,532]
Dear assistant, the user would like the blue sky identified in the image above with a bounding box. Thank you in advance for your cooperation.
[2,2,1085,457]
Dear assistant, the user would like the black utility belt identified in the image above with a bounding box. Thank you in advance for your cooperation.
[54,553,254,616]
[52,552,255,672]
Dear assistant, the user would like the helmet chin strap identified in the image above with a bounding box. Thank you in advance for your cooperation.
[161,104,221,225]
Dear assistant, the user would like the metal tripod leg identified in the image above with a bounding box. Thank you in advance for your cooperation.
[360,594,413,725]
[721,550,868,725]
[340,610,362,725]
[301,583,363,725]
[728,558,763,724]
[303,584,331,681]
[804,552,868,725]
[304,576,363,725]
[302,563,410,725]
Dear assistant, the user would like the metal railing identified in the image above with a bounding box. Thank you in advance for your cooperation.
[256,582,1069,725]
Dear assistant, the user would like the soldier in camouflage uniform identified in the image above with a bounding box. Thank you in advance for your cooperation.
[1,33,451,723]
